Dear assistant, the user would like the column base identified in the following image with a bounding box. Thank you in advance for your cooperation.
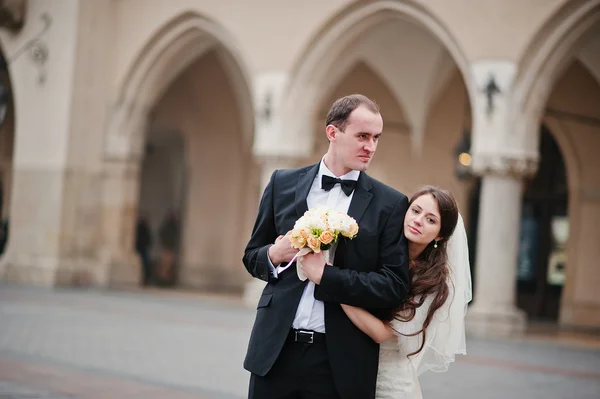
[176,265,246,294]
[560,302,600,329]
[0,252,111,287]
[243,279,266,308]
[106,250,141,288]
[466,304,527,338]
[1,258,58,286]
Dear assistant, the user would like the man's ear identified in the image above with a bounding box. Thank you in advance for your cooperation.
[325,125,337,142]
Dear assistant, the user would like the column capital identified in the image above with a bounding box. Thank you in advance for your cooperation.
[467,173,528,337]
[472,151,539,178]
[469,59,540,180]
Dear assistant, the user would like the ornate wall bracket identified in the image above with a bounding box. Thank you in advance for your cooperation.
[7,12,51,84]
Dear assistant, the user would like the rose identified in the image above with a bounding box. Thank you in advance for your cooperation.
[289,234,306,249]
[342,222,359,238]
[299,228,310,240]
[319,230,334,245]
[306,235,321,252]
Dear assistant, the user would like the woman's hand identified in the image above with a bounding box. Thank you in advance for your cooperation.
[300,251,326,284]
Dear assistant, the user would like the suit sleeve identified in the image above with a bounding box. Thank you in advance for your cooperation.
[242,170,279,284]
[314,195,410,308]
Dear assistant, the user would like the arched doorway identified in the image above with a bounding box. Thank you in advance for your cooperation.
[282,0,475,161]
[288,0,474,222]
[516,126,568,321]
[137,129,187,286]
[105,13,257,293]
[140,48,255,292]
[511,0,600,328]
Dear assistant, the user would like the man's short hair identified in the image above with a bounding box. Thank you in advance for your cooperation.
[325,94,380,131]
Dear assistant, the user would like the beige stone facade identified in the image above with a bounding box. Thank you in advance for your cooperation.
[0,0,599,335]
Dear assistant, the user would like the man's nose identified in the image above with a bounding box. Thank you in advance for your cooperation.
[364,139,376,152]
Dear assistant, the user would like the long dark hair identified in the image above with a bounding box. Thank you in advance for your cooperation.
[392,185,459,357]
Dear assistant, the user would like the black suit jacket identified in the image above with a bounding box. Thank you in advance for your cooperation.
[243,163,410,399]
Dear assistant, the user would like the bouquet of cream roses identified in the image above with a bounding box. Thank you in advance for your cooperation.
[278,208,359,280]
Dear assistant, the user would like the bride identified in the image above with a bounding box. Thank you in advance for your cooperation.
[339,185,472,398]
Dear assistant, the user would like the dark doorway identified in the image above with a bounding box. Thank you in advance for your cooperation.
[515,126,568,321]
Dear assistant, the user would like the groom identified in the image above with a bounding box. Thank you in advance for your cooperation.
[243,94,410,399]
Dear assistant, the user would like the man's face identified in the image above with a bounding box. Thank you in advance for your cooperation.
[331,106,383,173]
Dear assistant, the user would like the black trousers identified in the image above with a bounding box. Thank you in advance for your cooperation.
[248,332,341,399]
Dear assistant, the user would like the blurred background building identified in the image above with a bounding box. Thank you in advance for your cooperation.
[0,0,598,338]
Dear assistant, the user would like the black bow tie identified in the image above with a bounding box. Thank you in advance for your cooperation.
[321,175,357,196]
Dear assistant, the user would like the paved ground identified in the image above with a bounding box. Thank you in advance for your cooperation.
[0,284,599,398]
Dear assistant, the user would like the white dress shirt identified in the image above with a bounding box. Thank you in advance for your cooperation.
[269,158,359,333]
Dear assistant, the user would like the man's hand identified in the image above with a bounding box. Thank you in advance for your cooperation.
[300,251,327,284]
[268,231,299,265]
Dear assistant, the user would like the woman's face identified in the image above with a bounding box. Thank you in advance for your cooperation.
[404,194,442,246]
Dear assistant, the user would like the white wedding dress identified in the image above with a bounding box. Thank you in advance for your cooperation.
[375,214,472,399]
[375,296,432,399]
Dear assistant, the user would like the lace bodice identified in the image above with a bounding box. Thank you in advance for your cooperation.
[375,296,433,399]
[376,339,422,399]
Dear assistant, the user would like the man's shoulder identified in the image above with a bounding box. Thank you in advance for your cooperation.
[363,173,408,202]
[273,164,315,180]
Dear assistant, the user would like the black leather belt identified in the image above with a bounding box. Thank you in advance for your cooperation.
[289,329,326,344]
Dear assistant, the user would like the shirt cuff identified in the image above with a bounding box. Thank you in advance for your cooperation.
[266,246,279,278]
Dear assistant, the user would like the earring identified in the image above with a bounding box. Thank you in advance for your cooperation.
[434,241,438,249]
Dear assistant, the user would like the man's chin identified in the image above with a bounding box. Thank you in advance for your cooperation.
[355,160,371,171]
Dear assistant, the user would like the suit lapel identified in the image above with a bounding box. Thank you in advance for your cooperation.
[335,172,373,268]
[294,164,319,217]
[346,172,373,224]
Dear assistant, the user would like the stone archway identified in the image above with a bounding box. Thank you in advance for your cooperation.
[511,0,600,152]
[311,59,471,199]
[281,0,474,159]
[540,61,600,329]
[284,0,474,230]
[511,0,600,329]
[105,11,254,161]
[103,12,257,292]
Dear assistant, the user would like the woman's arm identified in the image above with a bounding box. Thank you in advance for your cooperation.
[341,304,396,343]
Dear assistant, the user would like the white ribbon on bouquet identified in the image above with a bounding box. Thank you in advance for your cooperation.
[276,248,331,281]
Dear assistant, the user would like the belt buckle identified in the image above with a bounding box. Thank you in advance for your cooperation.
[295,330,314,344]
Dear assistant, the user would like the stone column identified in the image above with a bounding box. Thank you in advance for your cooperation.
[0,1,83,285]
[0,162,11,219]
[242,71,308,306]
[466,154,537,336]
[559,185,600,328]
[0,68,14,221]
[100,158,142,287]
[466,60,539,336]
